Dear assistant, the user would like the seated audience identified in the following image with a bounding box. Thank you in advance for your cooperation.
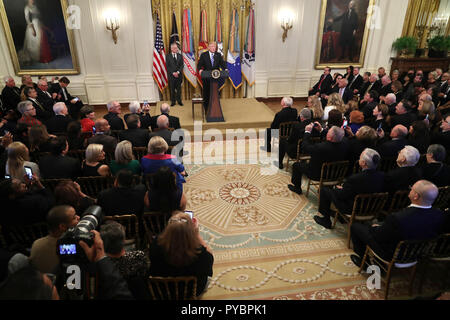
[346,125,378,169]
[0,176,54,227]
[144,166,187,218]
[5,141,40,181]
[97,169,146,217]
[36,79,55,111]
[45,102,72,134]
[262,97,297,152]
[124,101,152,130]
[87,119,118,154]
[30,206,80,274]
[384,146,422,194]
[376,125,408,158]
[360,74,381,97]
[314,148,385,229]
[326,109,345,129]
[81,144,110,177]
[150,103,181,131]
[100,221,150,299]
[110,141,142,176]
[149,211,214,297]
[119,114,150,148]
[305,95,324,122]
[0,110,18,137]
[141,136,186,191]
[50,77,83,120]
[322,93,345,121]
[370,103,390,133]
[67,121,86,151]
[104,101,125,131]
[24,87,52,122]
[278,108,316,169]
[17,101,42,128]
[39,137,81,179]
[288,125,349,195]
[329,78,353,104]
[348,67,363,95]
[378,75,393,100]
[80,105,96,133]
[350,180,445,266]
[407,120,430,154]
[309,67,333,97]
[431,114,449,151]
[54,180,96,214]
[359,90,379,123]
[148,115,182,149]
[421,144,450,187]
[391,80,404,103]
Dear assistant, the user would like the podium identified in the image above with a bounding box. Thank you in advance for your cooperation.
[201,69,229,122]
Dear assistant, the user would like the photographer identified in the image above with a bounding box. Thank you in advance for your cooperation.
[78,230,133,300]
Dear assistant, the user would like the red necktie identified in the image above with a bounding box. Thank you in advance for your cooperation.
[318,76,325,90]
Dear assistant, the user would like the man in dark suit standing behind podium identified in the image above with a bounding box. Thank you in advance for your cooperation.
[197,41,227,111]
[166,43,184,106]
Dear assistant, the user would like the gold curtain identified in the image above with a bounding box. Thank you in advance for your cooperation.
[401,0,441,48]
[151,0,251,102]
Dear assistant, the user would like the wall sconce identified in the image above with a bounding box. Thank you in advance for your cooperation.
[104,10,120,44]
[279,11,294,42]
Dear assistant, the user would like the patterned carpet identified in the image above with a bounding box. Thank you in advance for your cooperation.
[183,164,443,300]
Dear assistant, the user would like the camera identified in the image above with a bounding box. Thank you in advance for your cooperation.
[57,206,103,264]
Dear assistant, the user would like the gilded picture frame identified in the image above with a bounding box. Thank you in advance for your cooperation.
[0,0,79,76]
[315,0,375,69]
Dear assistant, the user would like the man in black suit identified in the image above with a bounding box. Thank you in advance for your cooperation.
[119,114,150,148]
[1,76,21,112]
[288,125,349,195]
[390,100,417,129]
[350,180,445,266]
[333,0,358,61]
[150,103,181,131]
[278,108,315,169]
[314,148,385,229]
[197,41,227,111]
[50,77,83,120]
[309,67,333,97]
[88,119,118,154]
[97,169,146,218]
[348,67,364,95]
[384,145,422,194]
[149,115,180,148]
[24,87,52,122]
[376,125,408,158]
[360,74,381,98]
[104,101,125,131]
[166,43,184,106]
[437,75,450,106]
[45,102,72,134]
[431,115,450,151]
[329,78,353,104]
[39,137,81,179]
[36,79,55,112]
[378,76,393,101]
[421,144,450,188]
[359,90,379,123]
[262,97,298,153]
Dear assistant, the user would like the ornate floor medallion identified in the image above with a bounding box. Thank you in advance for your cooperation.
[184,164,307,235]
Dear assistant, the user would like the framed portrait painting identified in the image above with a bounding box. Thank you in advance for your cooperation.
[315,0,375,69]
[0,0,79,75]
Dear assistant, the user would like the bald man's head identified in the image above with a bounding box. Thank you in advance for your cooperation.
[160,103,170,114]
[95,119,110,132]
[391,125,408,139]
[409,180,439,206]
[157,115,169,129]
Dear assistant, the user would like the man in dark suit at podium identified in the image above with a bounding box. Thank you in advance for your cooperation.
[197,41,227,111]
[166,43,184,106]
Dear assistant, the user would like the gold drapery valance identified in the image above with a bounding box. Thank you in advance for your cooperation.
[151,0,253,101]
[401,0,441,48]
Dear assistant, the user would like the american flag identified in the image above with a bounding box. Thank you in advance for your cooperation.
[153,14,168,93]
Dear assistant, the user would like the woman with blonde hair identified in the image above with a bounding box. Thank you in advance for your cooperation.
[306,95,324,121]
[5,141,40,182]
[109,140,141,176]
[149,211,213,297]
[81,144,110,177]
[141,136,186,191]
[323,93,345,121]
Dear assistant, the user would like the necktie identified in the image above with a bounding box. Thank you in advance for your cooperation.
[211,54,214,66]
[318,76,325,90]
[340,88,344,97]
[32,99,44,111]
[45,91,51,98]
[63,88,68,101]
[173,54,177,60]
